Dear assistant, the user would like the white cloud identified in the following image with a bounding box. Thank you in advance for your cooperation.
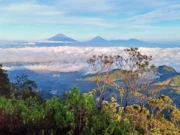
[1,46,180,72]
[56,0,112,12]
[1,0,180,29]
[37,11,64,16]
[0,1,114,27]
[4,63,86,72]
[0,2,62,16]
[121,4,180,27]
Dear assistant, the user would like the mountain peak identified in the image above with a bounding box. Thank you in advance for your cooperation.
[94,36,104,39]
[157,65,179,81]
[93,36,106,40]
[55,34,66,37]
[128,38,140,41]
[90,36,107,42]
[48,34,77,42]
[157,65,177,73]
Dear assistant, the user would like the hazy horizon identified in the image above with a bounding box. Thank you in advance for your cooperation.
[0,33,180,46]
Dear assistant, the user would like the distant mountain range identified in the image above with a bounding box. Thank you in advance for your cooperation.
[0,33,179,48]
[37,33,177,48]
[82,36,156,47]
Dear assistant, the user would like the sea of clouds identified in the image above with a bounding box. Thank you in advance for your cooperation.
[1,46,180,72]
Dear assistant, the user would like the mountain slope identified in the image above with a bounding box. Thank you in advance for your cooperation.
[156,75,180,87]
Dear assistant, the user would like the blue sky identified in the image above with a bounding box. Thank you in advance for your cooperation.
[0,0,180,43]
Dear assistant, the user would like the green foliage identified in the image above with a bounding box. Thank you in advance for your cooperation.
[0,87,157,135]
[0,96,13,114]
[170,107,180,129]
[64,87,96,134]
[46,96,74,131]
[0,87,179,135]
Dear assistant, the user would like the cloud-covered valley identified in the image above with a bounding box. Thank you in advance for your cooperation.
[1,46,180,72]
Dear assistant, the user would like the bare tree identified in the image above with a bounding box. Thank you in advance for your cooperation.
[88,48,162,110]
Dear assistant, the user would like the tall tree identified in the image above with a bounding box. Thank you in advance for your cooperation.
[0,64,11,97]
[12,74,39,100]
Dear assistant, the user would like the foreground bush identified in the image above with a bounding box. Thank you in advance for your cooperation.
[0,87,180,135]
